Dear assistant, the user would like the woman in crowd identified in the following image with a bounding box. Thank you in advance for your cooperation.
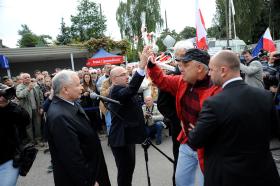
[80,73,102,132]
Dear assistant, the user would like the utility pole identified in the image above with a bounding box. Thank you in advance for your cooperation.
[99,3,102,18]
[228,0,232,39]
[225,0,229,47]
[268,0,273,39]
[165,9,168,31]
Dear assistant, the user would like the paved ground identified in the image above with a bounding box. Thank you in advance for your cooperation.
[17,134,174,186]
[17,135,280,186]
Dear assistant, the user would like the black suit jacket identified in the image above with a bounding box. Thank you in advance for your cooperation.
[108,71,146,147]
[188,80,280,186]
[47,96,110,186]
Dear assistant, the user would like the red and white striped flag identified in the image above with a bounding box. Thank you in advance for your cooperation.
[195,0,208,50]
[263,27,276,53]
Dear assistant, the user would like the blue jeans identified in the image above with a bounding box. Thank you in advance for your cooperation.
[175,144,204,186]
[105,111,112,135]
[145,121,164,144]
[0,160,19,186]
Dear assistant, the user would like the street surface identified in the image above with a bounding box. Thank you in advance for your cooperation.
[17,133,174,186]
[17,135,280,186]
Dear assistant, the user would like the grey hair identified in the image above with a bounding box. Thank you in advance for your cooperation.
[52,70,77,96]
[20,73,30,79]
[173,40,194,53]
[193,60,209,72]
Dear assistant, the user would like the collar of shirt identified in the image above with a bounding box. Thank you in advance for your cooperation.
[58,96,75,106]
[222,77,243,88]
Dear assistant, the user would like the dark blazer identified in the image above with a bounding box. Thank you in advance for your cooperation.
[188,80,280,186]
[108,71,147,147]
[47,96,110,186]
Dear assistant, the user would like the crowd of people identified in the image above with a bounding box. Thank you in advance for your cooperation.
[1,44,280,186]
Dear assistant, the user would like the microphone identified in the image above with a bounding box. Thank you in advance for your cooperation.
[90,92,121,105]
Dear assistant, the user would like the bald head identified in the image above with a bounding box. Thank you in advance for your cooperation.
[212,50,240,72]
[110,66,129,86]
[110,66,125,77]
[144,96,153,106]
[208,50,241,86]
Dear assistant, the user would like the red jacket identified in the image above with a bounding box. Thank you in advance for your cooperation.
[148,64,221,171]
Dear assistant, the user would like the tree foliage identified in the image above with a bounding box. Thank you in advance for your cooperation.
[116,0,163,46]
[56,18,72,45]
[85,37,130,55]
[18,33,38,47]
[17,24,52,47]
[70,0,107,42]
[207,26,221,38]
[270,0,280,40]
[116,0,163,39]
[116,0,163,61]
[18,24,32,36]
[213,0,280,43]
[179,26,196,39]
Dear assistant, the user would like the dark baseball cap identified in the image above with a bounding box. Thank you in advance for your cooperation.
[2,76,9,82]
[175,48,210,66]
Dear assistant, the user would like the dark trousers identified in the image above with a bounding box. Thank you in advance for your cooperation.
[169,116,181,186]
[145,121,164,144]
[111,144,136,186]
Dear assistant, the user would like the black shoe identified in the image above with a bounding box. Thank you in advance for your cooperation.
[156,141,161,145]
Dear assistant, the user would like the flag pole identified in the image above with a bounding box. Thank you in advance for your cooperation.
[231,0,237,39]
[70,53,75,71]
[233,15,237,39]
[7,69,11,78]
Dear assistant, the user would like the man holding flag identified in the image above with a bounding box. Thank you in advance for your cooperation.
[240,50,264,89]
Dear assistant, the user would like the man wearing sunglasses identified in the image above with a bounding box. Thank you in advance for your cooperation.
[144,47,221,186]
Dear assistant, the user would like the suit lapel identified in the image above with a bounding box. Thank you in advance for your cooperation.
[53,96,90,121]
[74,102,90,121]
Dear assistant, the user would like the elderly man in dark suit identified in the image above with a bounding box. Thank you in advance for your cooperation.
[46,70,110,186]
[108,47,150,186]
[188,50,280,186]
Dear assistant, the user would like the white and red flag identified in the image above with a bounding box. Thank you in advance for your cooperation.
[263,27,276,52]
[195,0,208,50]
[252,27,276,56]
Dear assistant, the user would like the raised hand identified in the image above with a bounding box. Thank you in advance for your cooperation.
[139,45,154,69]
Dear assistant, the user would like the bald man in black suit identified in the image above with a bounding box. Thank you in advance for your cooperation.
[188,50,280,186]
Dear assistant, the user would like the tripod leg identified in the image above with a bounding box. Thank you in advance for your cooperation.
[144,148,151,186]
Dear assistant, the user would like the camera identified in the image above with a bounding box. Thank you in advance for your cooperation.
[0,83,16,100]
[145,112,152,119]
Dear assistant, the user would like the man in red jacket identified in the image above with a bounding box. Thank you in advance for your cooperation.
[144,47,220,186]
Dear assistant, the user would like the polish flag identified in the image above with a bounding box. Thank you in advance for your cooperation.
[263,28,276,52]
[252,27,276,57]
[195,0,208,50]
